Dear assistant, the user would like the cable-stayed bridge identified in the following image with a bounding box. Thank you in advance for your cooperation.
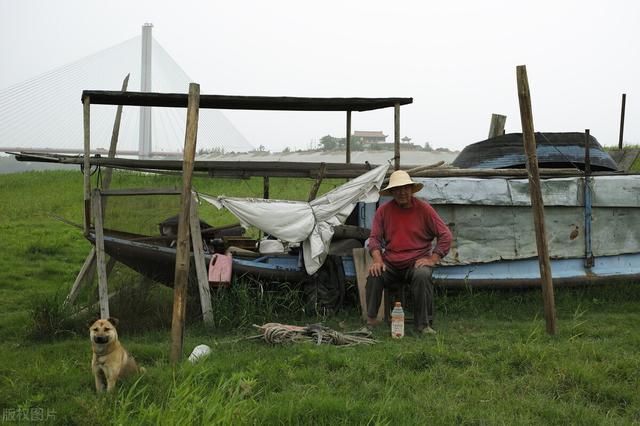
[0,25,253,157]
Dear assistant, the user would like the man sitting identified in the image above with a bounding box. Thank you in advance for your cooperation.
[365,170,452,334]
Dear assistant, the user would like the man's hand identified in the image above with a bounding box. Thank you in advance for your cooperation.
[368,249,385,277]
[414,253,441,268]
[368,260,386,277]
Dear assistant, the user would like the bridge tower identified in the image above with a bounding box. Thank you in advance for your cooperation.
[138,23,153,158]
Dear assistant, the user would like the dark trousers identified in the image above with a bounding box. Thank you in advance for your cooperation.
[365,265,435,327]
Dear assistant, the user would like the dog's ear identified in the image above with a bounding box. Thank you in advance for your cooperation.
[87,317,100,328]
[107,317,119,327]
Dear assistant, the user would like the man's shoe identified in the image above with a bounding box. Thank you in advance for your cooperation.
[416,325,437,335]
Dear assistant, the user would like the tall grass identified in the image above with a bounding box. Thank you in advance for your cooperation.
[2,169,640,425]
[111,369,258,425]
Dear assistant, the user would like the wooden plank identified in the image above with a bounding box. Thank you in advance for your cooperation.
[346,111,352,164]
[307,162,327,202]
[189,196,214,326]
[82,90,413,111]
[516,65,556,335]
[83,96,91,235]
[352,248,384,321]
[394,103,400,170]
[170,83,201,363]
[92,189,110,319]
[488,113,507,138]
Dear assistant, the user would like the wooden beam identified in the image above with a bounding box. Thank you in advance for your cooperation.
[67,75,130,307]
[83,96,91,235]
[394,103,400,170]
[101,188,181,196]
[170,83,201,363]
[516,65,556,335]
[346,111,352,164]
[92,189,110,319]
[618,93,626,150]
[81,90,413,112]
[307,162,327,202]
[488,113,507,138]
[189,196,213,326]
[405,161,445,174]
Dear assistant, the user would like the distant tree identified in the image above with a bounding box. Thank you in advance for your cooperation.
[282,146,291,153]
[320,135,338,150]
[423,142,433,152]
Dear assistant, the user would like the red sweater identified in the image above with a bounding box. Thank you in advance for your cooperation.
[368,197,452,269]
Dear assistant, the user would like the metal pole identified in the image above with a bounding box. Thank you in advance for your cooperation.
[618,93,626,150]
[584,129,594,268]
[394,103,400,170]
[346,111,352,164]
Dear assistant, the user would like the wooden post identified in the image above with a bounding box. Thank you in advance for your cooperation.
[66,75,130,306]
[488,114,507,138]
[516,65,556,335]
[308,162,327,202]
[263,176,269,199]
[102,74,130,196]
[64,250,97,306]
[170,83,200,363]
[618,93,626,150]
[189,196,214,326]
[83,96,91,235]
[91,189,110,318]
[394,103,400,170]
[346,111,352,164]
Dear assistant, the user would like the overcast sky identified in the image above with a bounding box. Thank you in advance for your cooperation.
[1,0,638,151]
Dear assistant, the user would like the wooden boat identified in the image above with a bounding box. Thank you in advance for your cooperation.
[452,132,618,171]
[86,228,308,285]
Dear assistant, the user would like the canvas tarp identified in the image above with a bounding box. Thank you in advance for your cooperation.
[199,164,389,274]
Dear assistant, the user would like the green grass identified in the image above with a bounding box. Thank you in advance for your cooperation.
[1,169,640,425]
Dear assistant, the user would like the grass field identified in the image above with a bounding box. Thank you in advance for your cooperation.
[1,169,639,425]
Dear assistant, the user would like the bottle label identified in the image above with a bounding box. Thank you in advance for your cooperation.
[391,317,404,339]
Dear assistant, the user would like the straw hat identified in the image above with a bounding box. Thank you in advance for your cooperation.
[380,170,424,196]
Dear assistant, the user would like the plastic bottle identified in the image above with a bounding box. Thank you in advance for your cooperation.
[391,301,405,339]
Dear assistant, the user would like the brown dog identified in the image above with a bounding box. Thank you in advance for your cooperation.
[89,317,141,393]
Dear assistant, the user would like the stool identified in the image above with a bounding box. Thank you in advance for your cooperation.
[383,285,414,324]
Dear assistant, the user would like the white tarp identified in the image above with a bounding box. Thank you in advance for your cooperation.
[199,164,390,274]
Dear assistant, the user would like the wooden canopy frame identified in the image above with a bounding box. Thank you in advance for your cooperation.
[80,86,412,361]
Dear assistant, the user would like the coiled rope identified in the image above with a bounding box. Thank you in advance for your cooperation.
[252,323,376,347]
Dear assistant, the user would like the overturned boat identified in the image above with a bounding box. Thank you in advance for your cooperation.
[452,132,618,171]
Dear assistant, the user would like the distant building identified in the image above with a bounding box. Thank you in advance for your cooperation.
[353,131,387,145]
